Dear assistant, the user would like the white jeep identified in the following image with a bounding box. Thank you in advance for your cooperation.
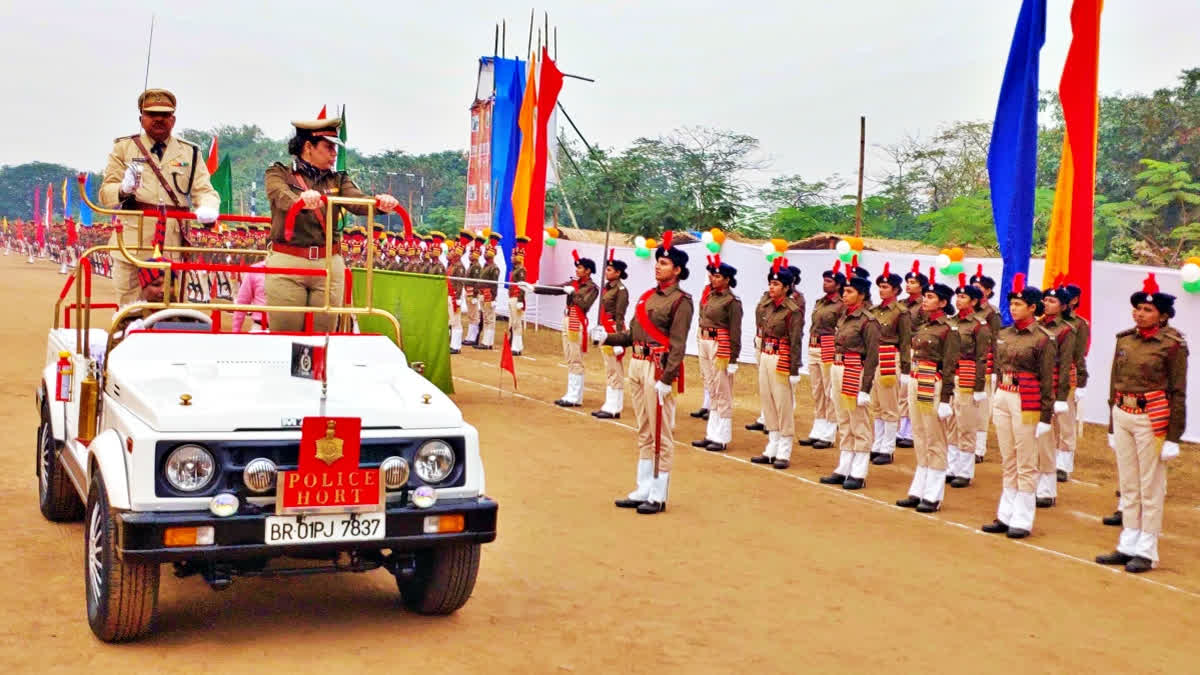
[37,307,497,642]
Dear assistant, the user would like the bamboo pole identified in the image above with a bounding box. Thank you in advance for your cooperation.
[855,115,866,238]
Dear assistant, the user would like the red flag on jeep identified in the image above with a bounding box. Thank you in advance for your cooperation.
[500,328,517,390]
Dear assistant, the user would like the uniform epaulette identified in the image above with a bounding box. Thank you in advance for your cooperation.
[783,298,800,312]
[1036,324,1055,340]
[1163,328,1187,346]
[177,138,198,149]
[976,314,987,324]
[1116,327,1137,338]
[115,134,138,143]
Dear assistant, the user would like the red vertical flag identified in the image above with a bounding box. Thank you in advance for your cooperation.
[1058,0,1103,322]
[522,46,564,283]
[206,136,220,175]
[500,329,517,390]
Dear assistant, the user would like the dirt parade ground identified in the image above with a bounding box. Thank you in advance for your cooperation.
[2,255,1199,673]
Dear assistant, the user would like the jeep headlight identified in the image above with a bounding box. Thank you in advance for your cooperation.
[164,444,216,492]
[414,440,455,484]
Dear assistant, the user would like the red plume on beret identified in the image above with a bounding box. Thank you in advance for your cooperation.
[958,272,967,288]
[1013,272,1026,293]
[851,254,858,269]
[706,255,713,267]
[929,266,936,285]
[662,230,674,250]
[1142,273,1159,295]
[833,260,841,274]
[714,254,721,267]
[882,262,890,277]
[976,263,983,277]
[572,249,580,263]
[911,260,920,274]
[772,256,784,272]
[608,248,615,262]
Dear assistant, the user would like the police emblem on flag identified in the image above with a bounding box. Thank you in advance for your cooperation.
[291,342,326,380]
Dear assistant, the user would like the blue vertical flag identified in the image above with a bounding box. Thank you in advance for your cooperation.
[489,56,526,276]
[79,174,93,226]
[987,0,1046,324]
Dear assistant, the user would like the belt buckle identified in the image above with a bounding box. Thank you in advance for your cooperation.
[307,245,320,260]
[1121,395,1138,409]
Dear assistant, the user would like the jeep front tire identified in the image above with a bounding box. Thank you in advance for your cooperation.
[399,543,481,615]
[85,471,160,642]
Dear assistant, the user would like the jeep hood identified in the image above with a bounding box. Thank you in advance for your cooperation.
[105,333,460,432]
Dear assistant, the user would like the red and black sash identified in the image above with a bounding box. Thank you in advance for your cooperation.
[635,287,685,393]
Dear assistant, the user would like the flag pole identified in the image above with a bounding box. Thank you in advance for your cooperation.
[855,115,865,238]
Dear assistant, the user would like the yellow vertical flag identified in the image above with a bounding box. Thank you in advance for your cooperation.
[510,54,538,238]
[1043,133,1074,286]
[62,177,68,210]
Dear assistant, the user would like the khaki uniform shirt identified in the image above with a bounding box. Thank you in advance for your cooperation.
[465,260,483,295]
[605,282,694,386]
[264,162,371,249]
[1109,326,1189,442]
[904,296,928,332]
[1041,314,1075,402]
[951,309,992,392]
[759,297,804,375]
[834,304,881,394]
[699,288,744,360]
[910,313,962,402]
[981,302,1003,337]
[870,298,913,374]
[599,280,630,333]
[808,293,844,347]
[1064,313,1091,388]
[427,260,446,276]
[448,260,467,296]
[755,292,772,336]
[480,262,500,298]
[994,320,1056,424]
[510,265,527,302]
[100,133,220,246]
[534,276,600,316]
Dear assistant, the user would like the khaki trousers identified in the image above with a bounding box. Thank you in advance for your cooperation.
[264,251,345,332]
[898,376,910,419]
[629,357,676,473]
[1054,394,1078,453]
[481,297,496,334]
[757,353,794,437]
[699,338,732,420]
[868,365,900,422]
[909,379,949,471]
[992,390,1038,493]
[600,346,626,391]
[110,223,184,307]
[951,389,981,454]
[808,346,835,422]
[463,296,481,334]
[508,297,524,342]
[831,364,872,454]
[561,331,584,376]
[1112,406,1167,536]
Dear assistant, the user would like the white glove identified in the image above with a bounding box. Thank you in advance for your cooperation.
[726,363,738,375]
[1075,387,1086,402]
[491,301,500,309]
[300,189,323,209]
[458,299,467,311]
[973,391,988,402]
[1054,400,1069,414]
[1107,433,1116,449]
[590,326,608,344]
[194,205,218,224]
[516,302,524,310]
[375,194,399,212]
[613,346,624,356]
[1035,422,1052,438]
[789,375,802,386]
[899,373,911,389]
[1161,441,1180,462]
[654,381,672,403]
[562,285,575,295]
[858,391,871,407]
[120,165,140,194]
[518,281,534,293]
[937,401,953,419]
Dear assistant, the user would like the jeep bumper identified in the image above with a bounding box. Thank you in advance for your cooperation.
[116,497,498,563]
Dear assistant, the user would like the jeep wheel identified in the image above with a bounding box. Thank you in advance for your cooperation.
[37,400,83,522]
[85,472,159,642]
[398,543,481,615]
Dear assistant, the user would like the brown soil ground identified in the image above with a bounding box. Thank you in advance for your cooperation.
[2,255,1199,673]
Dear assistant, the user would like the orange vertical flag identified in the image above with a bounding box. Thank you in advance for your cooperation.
[510,54,538,240]
[206,136,220,175]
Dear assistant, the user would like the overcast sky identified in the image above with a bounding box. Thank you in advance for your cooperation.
[3,0,1197,188]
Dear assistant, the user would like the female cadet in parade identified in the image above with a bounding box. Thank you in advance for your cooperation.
[521,250,600,407]
[748,259,804,468]
[1095,274,1187,573]
[820,264,880,490]
[981,275,1055,539]
[446,232,471,354]
[868,263,910,466]
[600,234,693,515]
[507,236,529,355]
[1057,281,1089,482]
[691,256,742,451]
[944,274,991,488]
[264,117,400,332]
[970,265,1003,460]
[896,262,930,449]
[593,252,631,420]
[894,271,959,511]
[798,262,845,448]
[1036,283,1076,508]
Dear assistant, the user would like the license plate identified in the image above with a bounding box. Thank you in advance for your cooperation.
[264,512,385,545]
